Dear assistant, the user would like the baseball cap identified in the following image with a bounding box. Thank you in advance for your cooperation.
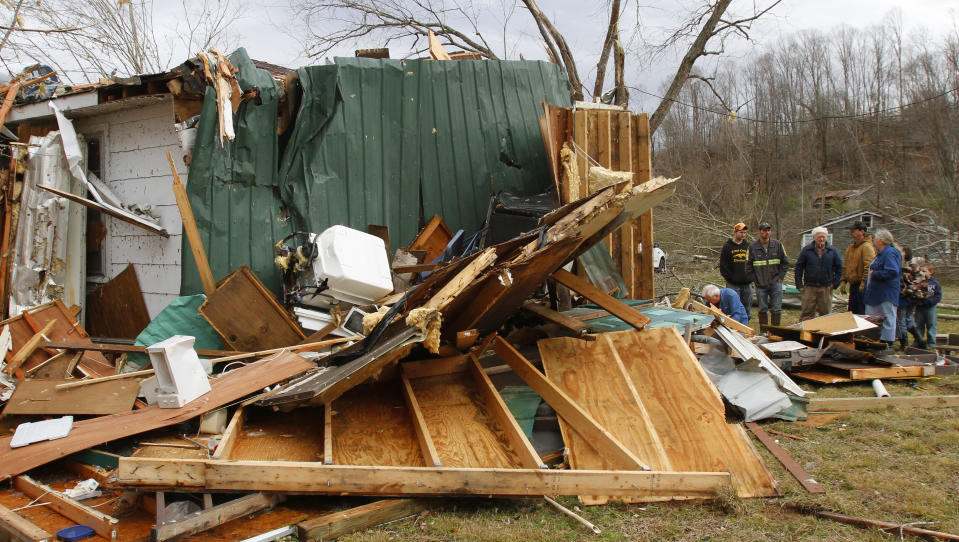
[758,222,772,230]
[850,221,868,231]
[734,222,747,232]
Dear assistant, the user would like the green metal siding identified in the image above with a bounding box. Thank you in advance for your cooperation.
[183,53,570,296]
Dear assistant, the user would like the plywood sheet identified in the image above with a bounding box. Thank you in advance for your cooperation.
[409,372,523,469]
[2,378,139,415]
[230,407,325,462]
[609,328,779,498]
[84,264,151,339]
[199,265,306,351]
[539,334,670,504]
[331,382,424,467]
[0,352,314,479]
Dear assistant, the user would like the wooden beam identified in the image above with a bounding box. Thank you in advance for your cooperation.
[493,337,650,470]
[550,268,650,330]
[399,372,442,467]
[815,511,959,541]
[55,368,155,389]
[427,30,452,60]
[167,150,215,294]
[633,113,654,299]
[36,184,168,237]
[298,499,426,541]
[13,475,118,540]
[424,248,497,311]
[213,407,244,460]
[808,395,959,411]
[400,355,470,380]
[688,300,755,337]
[745,423,824,494]
[0,501,52,542]
[40,341,239,357]
[208,336,358,364]
[6,319,57,374]
[154,493,283,541]
[116,458,730,498]
[520,301,591,337]
[323,404,334,465]
[467,354,546,469]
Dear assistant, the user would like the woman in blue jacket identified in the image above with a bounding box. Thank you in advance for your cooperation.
[863,229,902,344]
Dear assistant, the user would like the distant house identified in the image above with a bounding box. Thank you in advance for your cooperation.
[800,209,955,262]
[810,188,870,209]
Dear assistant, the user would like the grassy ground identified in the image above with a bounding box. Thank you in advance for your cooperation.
[339,265,959,541]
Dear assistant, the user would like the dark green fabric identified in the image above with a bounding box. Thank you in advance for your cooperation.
[182,54,570,296]
[181,48,292,295]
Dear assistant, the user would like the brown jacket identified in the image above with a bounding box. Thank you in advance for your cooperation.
[842,235,876,284]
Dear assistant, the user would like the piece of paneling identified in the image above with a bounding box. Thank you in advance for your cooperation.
[2,378,139,416]
[84,264,151,339]
[331,382,424,467]
[229,407,325,462]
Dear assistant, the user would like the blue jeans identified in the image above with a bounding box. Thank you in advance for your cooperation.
[848,281,865,314]
[756,282,783,316]
[866,301,898,343]
[896,304,916,341]
[915,305,938,347]
[726,282,752,322]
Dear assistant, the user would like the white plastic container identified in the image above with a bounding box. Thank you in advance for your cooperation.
[306,226,393,307]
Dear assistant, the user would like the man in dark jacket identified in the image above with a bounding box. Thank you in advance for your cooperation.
[914,263,942,348]
[719,222,752,322]
[746,222,790,327]
[795,226,843,321]
[864,229,902,344]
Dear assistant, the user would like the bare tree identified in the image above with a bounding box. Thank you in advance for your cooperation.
[1,0,245,83]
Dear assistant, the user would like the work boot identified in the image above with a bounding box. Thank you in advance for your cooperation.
[758,313,768,327]
[771,313,781,326]
[899,335,908,351]
[909,327,925,349]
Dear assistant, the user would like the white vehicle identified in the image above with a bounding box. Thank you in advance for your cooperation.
[653,242,667,273]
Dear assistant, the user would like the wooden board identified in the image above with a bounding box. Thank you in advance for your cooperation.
[199,265,306,351]
[551,268,650,330]
[0,300,113,378]
[228,407,325,462]
[0,352,314,479]
[117,458,730,498]
[331,381,425,467]
[84,264,150,339]
[298,499,426,541]
[606,328,780,499]
[808,395,959,411]
[0,501,52,542]
[818,361,930,380]
[745,423,824,494]
[407,371,524,469]
[408,215,452,264]
[539,334,670,504]
[154,493,281,541]
[792,370,853,384]
[1,378,139,415]
[13,476,118,540]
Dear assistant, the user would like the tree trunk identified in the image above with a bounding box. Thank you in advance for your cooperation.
[521,0,584,101]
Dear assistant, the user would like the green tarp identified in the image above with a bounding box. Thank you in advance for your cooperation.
[182,51,571,296]
[128,295,223,368]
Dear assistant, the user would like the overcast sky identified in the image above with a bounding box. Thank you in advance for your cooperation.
[218,0,955,111]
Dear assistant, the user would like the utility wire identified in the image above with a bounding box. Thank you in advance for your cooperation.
[629,85,959,124]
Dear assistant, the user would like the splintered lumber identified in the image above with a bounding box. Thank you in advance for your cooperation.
[298,499,427,541]
[2,377,140,416]
[37,184,169,237]
[550,268,651,330]
[688,300,755,337]
[423,247,496,311]
[0,352,314,479]
[427,29,452,60]
[5,319,57,374]
[153,493,283,541]
[539,334,670,505]
[40,340,239,358]
[521,301,591,336]
[0,501,52,542]
[815,511,959,541]
[745,422,824,494]
[199,265,306,351]
[808,395,959,411]
[168,149,214,294]
[55,368,155,389]
[493,337,650,471]
[13,475,118,540]
[116,458,730,498]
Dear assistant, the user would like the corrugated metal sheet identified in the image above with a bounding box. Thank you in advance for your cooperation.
[278,57,571,249]
[182,54,570,296]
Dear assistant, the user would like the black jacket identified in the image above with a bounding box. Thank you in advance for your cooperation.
[794,242,843,289]
[719,238,751,285]
[746,238,789,288]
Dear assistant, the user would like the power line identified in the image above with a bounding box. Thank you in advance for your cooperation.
[629,85,959,124]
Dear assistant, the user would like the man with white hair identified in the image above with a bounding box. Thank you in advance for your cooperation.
[863,229,902,345]
[794,226,843,320]
[701,283,749,325]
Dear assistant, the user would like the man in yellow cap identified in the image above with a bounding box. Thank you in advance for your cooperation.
[719,222,752,322]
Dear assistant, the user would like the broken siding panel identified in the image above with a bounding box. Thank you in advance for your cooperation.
[78,99,185,318]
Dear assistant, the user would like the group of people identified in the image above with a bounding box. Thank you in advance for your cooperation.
[705,221,942,349]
